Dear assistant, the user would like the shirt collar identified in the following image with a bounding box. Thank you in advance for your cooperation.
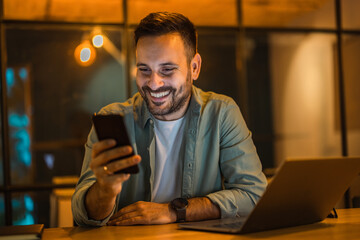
[135,95,153,129]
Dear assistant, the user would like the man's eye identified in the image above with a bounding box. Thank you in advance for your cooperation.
[160,68,175,75]
[139,68,151,75]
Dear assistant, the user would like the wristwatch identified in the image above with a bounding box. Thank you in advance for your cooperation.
[170,198,188,222]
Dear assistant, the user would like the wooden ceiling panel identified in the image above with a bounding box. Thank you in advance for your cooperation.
[242,0,335,28]
[127,0,238,26]
[4,0,48,20]
[3,0,335,28]
[3,0,123,23]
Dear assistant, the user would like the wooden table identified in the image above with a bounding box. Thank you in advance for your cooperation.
[43,208,360,240]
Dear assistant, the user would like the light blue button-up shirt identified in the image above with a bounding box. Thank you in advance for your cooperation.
[72,86,267,227]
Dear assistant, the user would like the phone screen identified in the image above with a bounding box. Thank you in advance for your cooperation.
[92,114,139,174]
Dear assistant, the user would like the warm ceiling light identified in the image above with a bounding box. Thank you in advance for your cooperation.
[74,41,96,67]
[80,48,91,62]
[92,34,104,48]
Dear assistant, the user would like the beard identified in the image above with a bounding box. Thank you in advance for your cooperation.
[139,70,192,117]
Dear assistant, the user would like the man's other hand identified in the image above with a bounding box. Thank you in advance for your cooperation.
[107,201,176,225]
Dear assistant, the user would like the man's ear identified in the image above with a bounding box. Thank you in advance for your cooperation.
[190,53,202,81]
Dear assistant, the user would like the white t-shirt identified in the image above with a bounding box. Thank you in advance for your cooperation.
[151,117,185,203]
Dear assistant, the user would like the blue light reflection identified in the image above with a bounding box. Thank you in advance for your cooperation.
[6,68,15,95]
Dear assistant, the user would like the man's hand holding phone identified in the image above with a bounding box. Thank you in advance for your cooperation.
[85,114,141,221]
[85,140,141,220]
[90,139,141,197]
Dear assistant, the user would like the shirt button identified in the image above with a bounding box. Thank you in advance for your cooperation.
[149,119,153,124]
[188,163,192,168]
[189,129,195,134]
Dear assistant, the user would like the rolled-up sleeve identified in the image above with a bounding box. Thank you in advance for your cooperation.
[207,100,267,218]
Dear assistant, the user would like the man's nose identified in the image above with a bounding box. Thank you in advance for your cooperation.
[148,73,164,89]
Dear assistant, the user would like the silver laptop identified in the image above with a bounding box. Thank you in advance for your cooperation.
[179,157,360,234]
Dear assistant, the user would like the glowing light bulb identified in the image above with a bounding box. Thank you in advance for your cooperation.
[74,41,96,67]
[92,35,104,48]
[80,48,91,62]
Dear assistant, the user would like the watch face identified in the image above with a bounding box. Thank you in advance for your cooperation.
[172,198,188,209]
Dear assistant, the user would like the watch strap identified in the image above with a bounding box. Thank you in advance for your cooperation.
[171,198,188,223]
[176,207,186,222]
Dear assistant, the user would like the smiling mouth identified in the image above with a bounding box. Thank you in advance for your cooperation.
[149,90,170,98]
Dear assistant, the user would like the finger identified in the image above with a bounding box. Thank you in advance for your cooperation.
[91,145,133,169]
[105,155,141,174]
[108,216,145,226]
[108,210,142,225]
[92,161,131,179]
[92,139,116,158]
[110,201,143,220]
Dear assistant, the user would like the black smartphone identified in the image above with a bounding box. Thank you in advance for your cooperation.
[92,113,139,174]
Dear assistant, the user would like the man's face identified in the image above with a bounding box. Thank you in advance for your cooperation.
[135,33,193,121]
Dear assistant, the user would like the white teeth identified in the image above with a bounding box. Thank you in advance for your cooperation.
[150,91,170,98]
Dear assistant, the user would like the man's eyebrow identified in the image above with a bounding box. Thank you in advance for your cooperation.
[159,62,179,67]
[136,62,179,67]
[136,63,148,67]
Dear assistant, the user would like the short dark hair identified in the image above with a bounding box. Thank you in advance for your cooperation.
[134,12,197,61]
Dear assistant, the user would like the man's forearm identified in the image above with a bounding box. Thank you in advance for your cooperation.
[107,197,221,226]
[85,182,117,220]
[185,197,221,221]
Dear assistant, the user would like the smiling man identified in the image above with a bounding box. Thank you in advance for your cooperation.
[72,12,267,227]
[136,32,196,121]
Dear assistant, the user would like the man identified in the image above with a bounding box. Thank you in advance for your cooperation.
[72,12,267,227]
